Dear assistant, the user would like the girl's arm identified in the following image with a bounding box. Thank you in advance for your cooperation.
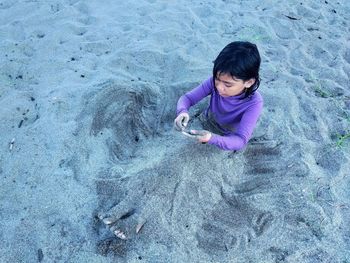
[207,101,263,151]
[176,77,213,115]
[207,134,246,151]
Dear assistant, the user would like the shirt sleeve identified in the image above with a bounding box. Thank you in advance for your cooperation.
[176,77,213,115]
[207,100,263,151]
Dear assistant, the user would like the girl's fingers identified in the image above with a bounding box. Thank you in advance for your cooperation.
[174,116,185,130]
[182,119,188,128]
[182,115,189,128]
[190,130,212,143]
[174,113,190,131]
[191,130,206,136]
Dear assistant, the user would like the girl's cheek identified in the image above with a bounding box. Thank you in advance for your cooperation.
[215,82,223,91]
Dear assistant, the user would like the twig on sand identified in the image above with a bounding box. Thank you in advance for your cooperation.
[284,15,300,20]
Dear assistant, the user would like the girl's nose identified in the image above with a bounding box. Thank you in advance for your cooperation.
[217,83,225,92]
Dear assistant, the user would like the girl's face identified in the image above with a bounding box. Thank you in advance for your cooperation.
[215,73,255,97]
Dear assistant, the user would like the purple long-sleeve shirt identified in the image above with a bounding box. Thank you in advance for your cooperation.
[176,76,263,151]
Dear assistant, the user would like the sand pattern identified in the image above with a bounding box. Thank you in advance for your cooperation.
[1,0,350,262]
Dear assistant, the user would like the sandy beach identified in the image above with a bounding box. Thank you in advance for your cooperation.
[1,0,350,262]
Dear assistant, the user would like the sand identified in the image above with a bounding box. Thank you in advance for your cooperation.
[1,0,350,262]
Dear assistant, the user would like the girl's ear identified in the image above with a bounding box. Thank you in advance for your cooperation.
[245,78,256,88]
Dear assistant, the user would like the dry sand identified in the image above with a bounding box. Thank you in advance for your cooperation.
[1,0,350,262]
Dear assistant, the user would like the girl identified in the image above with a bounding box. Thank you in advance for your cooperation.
[174,41,263,151]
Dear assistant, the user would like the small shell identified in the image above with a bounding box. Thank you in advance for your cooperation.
[114,229,127,240]
[103,217,117,225]
[136,220,146,234]
[9,138,15,150]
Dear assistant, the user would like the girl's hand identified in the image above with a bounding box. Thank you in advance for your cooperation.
[174,112,190,131]
[190,130,212,143]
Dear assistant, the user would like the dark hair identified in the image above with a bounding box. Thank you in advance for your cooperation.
[213,41,261,98]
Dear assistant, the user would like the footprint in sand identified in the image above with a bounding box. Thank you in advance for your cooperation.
[8,21,26,41]
[268,18,295,40]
